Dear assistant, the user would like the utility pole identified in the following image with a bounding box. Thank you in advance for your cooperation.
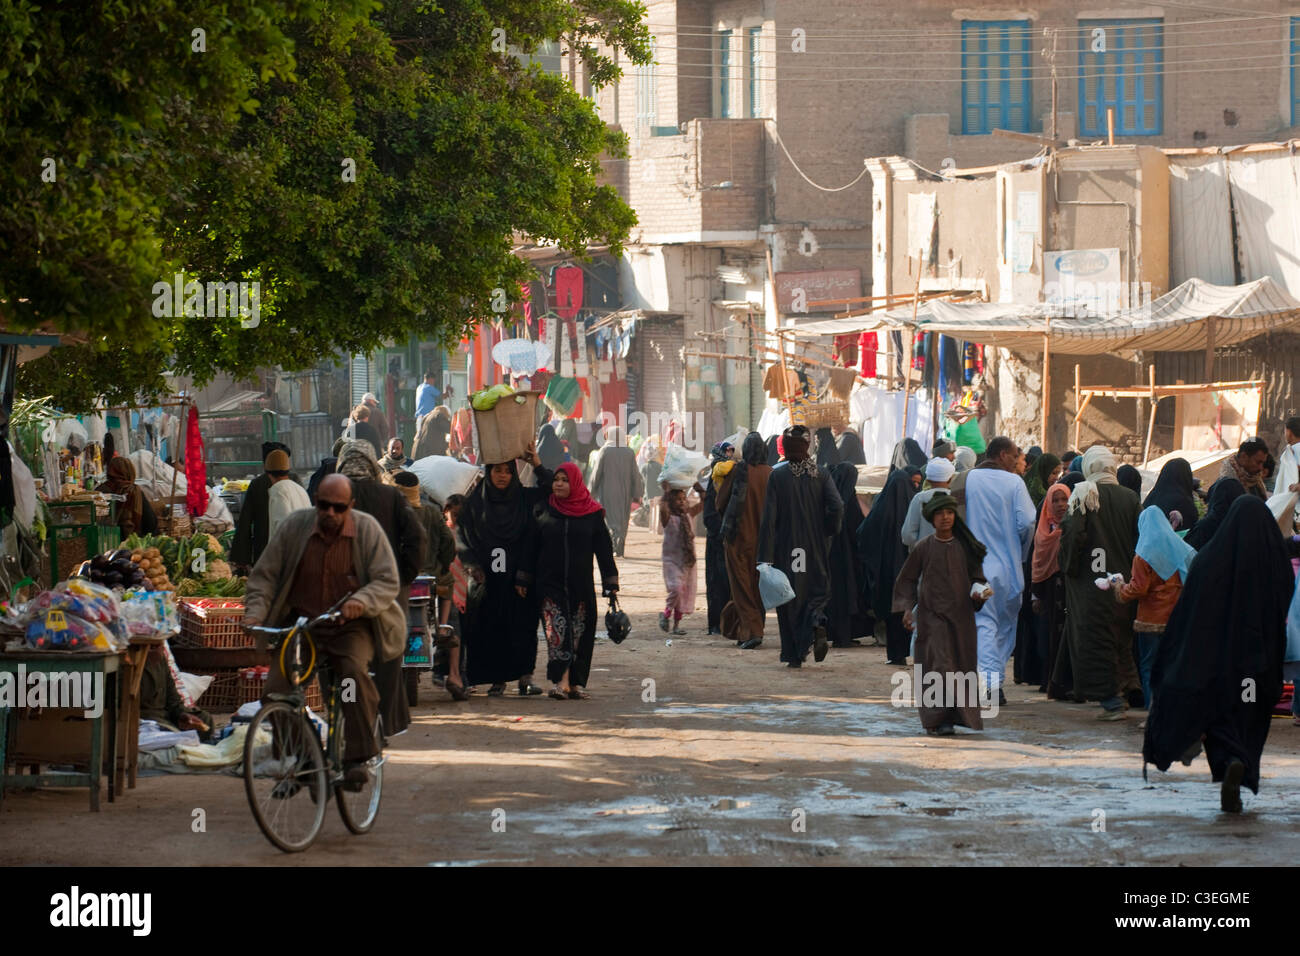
[1043,27,1060,142]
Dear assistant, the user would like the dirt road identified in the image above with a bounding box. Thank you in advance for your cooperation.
[4,523,1299,865]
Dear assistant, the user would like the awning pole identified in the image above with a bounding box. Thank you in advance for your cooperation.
[1073,363,1081,451]
[900,249,923,444]
[1204,317,1217,380]
[1142,364,1157,468]
[1041,318,1051,449]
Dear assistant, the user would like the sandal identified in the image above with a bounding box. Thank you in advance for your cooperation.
[548,686,569,700]
[567,687,590,700]
[446,680,470,701]
[487,683,506,697]
[517,683,544,696]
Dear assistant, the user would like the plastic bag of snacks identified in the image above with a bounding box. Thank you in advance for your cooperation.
[19,581,127,651]
[119,588,180,637]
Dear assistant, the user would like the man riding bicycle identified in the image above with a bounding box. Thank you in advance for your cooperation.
[244,473,405,788]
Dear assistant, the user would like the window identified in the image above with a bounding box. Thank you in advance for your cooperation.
[1078,18,1163,136]
[1291,19,1300,125]
[961,21,1032,135]
[637,37,657,129]
[748,27,763,117]
[532,39,564,77]
[718,30,734,117]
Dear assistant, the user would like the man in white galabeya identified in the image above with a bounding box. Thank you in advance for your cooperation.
[960,436,1035,705]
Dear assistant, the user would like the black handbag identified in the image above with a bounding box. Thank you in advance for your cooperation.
[604,593,631,644]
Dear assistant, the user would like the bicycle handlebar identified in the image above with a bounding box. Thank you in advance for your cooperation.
[245,608,342,642]
[244,592,356,646]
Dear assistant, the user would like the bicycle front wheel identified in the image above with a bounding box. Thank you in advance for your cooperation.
[243,701,328,853]
[336,714,384,834]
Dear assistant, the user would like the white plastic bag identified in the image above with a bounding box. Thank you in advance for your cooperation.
[757,562,796,609]
[660,444,710,490]
[179,671,214,703]
[408,455,481,505]
[1266,490,1299,533]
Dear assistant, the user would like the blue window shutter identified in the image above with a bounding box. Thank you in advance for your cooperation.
[962,20,1032,135]
[1078,19,1162,136]
[1291,19,1300,125]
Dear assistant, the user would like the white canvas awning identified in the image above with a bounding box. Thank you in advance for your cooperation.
[794,277,1300,355]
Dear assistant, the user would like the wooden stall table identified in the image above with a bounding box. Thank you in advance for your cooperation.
[116,635,168,794]
[0,647,121,811]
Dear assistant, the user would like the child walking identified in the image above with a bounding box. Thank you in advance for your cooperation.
[892,492,990,735]
[660,484,703,635]
[1116,506,1195,711]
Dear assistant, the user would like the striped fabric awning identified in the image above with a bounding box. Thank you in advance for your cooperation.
[794,277,1300,355]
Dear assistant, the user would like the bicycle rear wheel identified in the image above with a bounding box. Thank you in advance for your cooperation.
[336,714,384,834]
[243,701,327,853]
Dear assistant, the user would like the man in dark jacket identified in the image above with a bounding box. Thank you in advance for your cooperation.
[230,441,291,572]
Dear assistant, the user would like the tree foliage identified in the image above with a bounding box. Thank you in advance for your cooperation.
[3,0,650,409]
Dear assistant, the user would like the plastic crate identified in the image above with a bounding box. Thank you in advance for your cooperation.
[194,665,323,712]
[46,523,122,586]
[176,599,250,649]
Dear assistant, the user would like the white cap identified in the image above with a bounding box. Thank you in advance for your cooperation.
[925,457,956,483]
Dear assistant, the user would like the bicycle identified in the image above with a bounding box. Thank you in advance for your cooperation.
[242,598,385,853]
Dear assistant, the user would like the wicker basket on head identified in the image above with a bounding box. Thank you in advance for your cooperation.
[792,401,850,430]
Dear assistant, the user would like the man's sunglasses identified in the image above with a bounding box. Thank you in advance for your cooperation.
[316,500,350,514]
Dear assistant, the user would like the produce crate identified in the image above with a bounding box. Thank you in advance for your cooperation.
[176,599,251,649]
[193,665,323,713]
[46,522,122,586]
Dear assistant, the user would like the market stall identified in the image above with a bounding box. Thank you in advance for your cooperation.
[796,276,1300,454]
[0,522,262,805]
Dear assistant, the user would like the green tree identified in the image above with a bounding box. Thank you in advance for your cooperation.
[6,0,650,409]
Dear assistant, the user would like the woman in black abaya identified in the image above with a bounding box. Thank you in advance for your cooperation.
[1143,495,1292,812]
[1183,477,1244,549]
[457,456,551,696]
[828,462,868,647]
[1143,457,1199,533]
[835,427,867,466]
[815,428,842,471]
[889,438,927,475]
[859,466,921,664]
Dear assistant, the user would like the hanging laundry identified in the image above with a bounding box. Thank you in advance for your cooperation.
[963,341,978,385]
[833,334,858,368]
[185,405,209,517]
[543,375,582,417]
[554,266,584,319]
[826,366,856,402]
[761,364,801,401]
[601,367,629,415]
[912,332,928,372]
[857,331,878,379]
[520,282,533,326]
